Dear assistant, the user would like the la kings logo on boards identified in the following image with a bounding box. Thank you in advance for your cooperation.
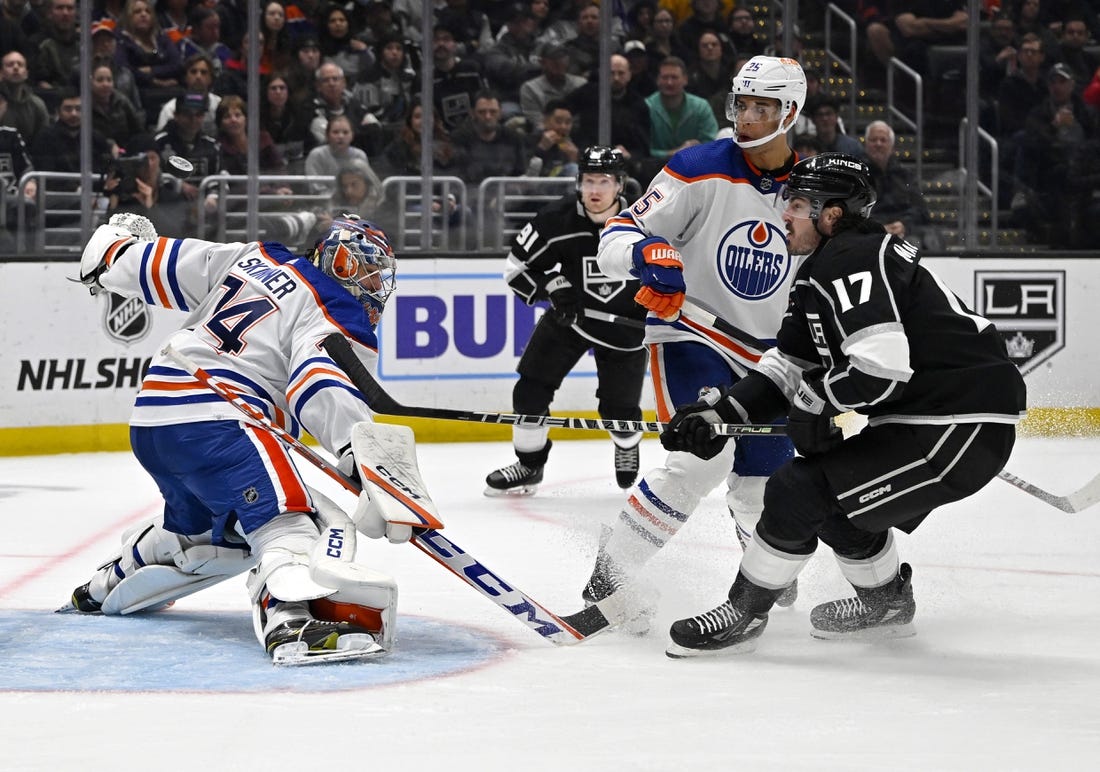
[974,271,1064,375]
[582,255,630,303]
[102,291,151,344]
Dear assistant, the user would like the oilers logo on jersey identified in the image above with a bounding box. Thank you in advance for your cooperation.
[716,219,791,301]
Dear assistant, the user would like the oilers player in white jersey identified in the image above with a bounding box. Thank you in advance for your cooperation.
[583,56,807,616]
[60,213,408,664]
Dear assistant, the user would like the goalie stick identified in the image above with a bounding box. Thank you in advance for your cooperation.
[162,343,628,644]
[320,333,782,437]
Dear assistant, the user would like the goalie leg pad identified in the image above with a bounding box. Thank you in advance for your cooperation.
[246,507,399,652]
[309,561,398,650]
[90,519,255,615]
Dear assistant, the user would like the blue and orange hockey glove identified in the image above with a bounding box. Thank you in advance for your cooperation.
[630,236,685,320]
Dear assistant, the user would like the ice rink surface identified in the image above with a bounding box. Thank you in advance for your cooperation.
[2,435,1099,771]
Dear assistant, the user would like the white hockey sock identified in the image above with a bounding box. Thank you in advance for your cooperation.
[834,531,900,589]
[602,448,733,575]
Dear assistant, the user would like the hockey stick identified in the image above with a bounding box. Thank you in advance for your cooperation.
[584,301,769,349]
[582,308,646,329]
[324,335,1100,513]
[677,298,769,351]
[162,343,625,644]
[994,469,1100,514]
[320,333,783,437]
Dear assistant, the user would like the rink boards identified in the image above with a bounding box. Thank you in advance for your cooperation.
[1,255,1097,454]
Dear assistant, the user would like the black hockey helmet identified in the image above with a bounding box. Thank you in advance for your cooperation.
[785,152,877,220]
[577,145,626,183]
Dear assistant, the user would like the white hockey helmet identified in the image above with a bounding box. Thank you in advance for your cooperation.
[726,55,807,150]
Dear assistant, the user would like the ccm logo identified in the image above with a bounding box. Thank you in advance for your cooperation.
[859,484,892,504]
[377,464,421,500]
[325,527,345,558]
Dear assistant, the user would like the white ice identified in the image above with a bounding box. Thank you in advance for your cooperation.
[1,435,1099,771]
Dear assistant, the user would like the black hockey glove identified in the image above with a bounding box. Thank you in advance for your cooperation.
[660,388,735,460]
[544,275,578,327]
[787,372,843,458]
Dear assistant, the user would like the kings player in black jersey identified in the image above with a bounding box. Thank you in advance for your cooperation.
[659,153,1027,657]
[485,146,649,496]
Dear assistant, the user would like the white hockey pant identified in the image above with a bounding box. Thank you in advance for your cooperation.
[245,488,398,651]
[87,517,255,615]
[602,441,736,576]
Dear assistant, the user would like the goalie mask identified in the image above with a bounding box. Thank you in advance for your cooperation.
[726,55,806,150]
[784,152,877,220]
[310,214,396,316]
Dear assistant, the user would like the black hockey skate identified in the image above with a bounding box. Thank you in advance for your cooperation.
[485,442,551,497]
[581,528,656,636]
[614,443,640,489]
[484,461,544,497]
[810,563,916,640]
[667,599,768,657]
[56,582,102,614]
[666,574,782,657]
[265,617,384,665]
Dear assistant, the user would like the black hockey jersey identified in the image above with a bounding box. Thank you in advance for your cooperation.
[767,224,1027,425]
[504,193,647,350]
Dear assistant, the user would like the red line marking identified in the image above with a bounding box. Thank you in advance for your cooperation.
[0,502,160,601]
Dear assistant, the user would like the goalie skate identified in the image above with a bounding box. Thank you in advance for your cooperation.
[267,618,387,666]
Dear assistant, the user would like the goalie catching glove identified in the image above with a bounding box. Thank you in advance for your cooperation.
[77,215,158,295]
[630,236,685,321]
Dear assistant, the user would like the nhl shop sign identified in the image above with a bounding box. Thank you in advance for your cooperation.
[974,271,1064,375]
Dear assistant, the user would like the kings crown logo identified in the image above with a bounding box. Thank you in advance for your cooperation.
[1004,331,1035,359]
[974,271,1063,375]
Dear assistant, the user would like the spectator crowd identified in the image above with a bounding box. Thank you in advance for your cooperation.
[1,0,1099,250]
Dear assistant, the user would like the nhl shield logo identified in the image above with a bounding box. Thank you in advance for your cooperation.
[102,292,151,343]
[974,271,1065,375]
[243,486,259,504]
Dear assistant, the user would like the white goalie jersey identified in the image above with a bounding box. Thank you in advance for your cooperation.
[90,233,380,456]
[599,139,801,375]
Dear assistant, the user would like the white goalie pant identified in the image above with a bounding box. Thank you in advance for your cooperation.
[87,518,256,615]
[602,438,764,573]
[245,488,398,651]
